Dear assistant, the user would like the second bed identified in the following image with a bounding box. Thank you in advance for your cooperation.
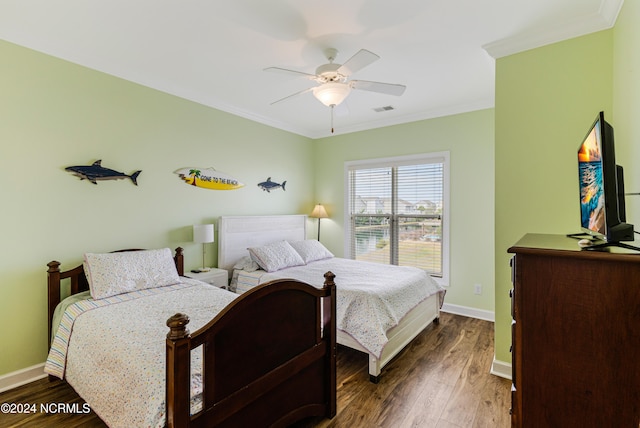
[218,215,446,382]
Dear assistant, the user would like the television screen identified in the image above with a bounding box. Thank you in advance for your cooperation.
[575,111,634,248]
[578,121,606,237]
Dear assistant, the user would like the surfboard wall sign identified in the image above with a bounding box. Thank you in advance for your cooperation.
[174,167,244,190]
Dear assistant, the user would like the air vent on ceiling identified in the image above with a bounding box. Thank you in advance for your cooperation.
[373,105,395,112]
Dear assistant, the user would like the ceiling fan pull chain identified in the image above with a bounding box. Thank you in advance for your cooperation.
[331,105,335,133]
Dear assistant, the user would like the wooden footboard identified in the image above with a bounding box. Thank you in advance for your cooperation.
[166,272,337,428]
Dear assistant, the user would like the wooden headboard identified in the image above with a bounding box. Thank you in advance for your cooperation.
[217,215,307,274]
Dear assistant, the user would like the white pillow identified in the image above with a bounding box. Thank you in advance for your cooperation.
[84,248,181,300]
[233,255,260,272]
[247,241,305,272]
[288,240,334,263]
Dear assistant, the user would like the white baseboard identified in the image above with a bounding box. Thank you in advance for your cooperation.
[440,302,495,322]
[490,358,512,380]
[0,363,47,394]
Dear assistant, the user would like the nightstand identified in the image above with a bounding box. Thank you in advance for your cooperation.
[186,268,229,290]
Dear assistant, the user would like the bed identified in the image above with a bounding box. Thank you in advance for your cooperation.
[45,247,336,427]
[218,215,446,383]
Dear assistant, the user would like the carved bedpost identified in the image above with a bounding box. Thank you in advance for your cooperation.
[47,261,61,274]
[167,313,190,340]
[47,261,61,349]
[322,271,337,418]
[166,313,190,428]
[174,247,184,276]
[323,271,335,288]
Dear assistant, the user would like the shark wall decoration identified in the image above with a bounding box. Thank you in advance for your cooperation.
[258,177,286,192]
[174,167,244,190]
[65,160,141,185]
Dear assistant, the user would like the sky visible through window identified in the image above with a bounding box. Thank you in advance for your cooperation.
[354,164,443,206]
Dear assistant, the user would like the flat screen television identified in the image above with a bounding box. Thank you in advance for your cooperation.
[576,111,634,248]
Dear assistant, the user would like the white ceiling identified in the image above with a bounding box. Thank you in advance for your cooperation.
[0,0,623,139]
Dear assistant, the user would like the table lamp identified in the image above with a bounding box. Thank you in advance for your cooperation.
[193,224,214,272]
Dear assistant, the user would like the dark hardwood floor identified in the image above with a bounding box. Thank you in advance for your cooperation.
[0,313,511,428]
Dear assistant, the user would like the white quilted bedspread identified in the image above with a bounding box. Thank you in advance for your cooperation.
[45,279,236,428]
[259,258,445,359]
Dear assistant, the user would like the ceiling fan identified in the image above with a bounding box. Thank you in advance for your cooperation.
[264,48,406,133]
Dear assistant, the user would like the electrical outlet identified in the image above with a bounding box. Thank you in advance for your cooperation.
[474,283,482,295]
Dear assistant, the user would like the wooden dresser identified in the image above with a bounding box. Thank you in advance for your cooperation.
[508,234,640,427]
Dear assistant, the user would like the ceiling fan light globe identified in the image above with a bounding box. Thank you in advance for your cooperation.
[313,82,351,107]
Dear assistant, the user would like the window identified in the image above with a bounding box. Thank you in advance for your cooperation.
[345,152,449,285]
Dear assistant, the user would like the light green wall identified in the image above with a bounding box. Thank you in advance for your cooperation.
[613,0,640,223]
[494,31,615,363]
[313,109,496,312]
[0,40,315,375]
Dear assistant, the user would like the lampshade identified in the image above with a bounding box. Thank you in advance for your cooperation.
[312,82,351,107]
[193,224,214,243]
[310,204,329,219]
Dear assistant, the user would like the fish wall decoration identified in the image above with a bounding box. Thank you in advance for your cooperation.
[258,177,286,192]
[65,160,141,185]
[174,167,244,190]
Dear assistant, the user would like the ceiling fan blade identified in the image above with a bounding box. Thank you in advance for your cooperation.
[270,87,314,105]
[337,49,380,76]
[350,80,406,96]
[263,67,318,80]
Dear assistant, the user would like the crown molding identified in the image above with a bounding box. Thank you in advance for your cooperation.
[483,0,624,59]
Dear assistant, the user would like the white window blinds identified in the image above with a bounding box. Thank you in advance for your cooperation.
[347,154,446,277]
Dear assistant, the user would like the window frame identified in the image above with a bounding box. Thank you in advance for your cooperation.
[343,151,450,287]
